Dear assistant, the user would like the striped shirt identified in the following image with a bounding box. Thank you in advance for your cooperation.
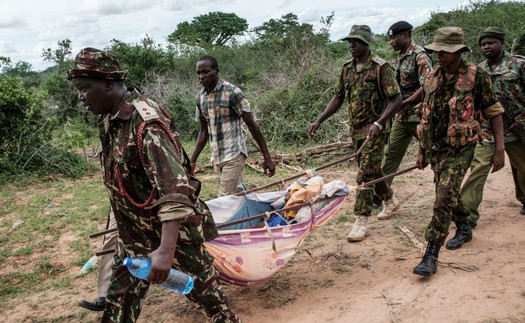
[196,80,250,164]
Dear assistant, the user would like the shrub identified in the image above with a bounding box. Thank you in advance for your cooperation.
[0,76,91,178]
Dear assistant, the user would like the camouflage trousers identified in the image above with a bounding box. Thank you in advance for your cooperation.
[424,144,475,245]
[102,243,240,323]
[353,134,393,216]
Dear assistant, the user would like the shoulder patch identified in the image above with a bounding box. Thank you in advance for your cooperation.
[133,99,159,121]
[371,56,387,66]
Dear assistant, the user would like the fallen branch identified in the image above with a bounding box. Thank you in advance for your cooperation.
[396,225,424,253]
[395,226,478,272]
[272,142,353,163]
[438,261,479,272]
[234,138,369,196]
[360,165,418,188]
[380,290,398,323]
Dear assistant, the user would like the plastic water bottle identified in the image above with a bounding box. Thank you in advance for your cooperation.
[123,256,194,294]
[78,255,98,275]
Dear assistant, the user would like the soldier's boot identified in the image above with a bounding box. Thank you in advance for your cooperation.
[445,221,472,250]
[347,216,369,242]
[413,242,441,277]
[377,195,400,220]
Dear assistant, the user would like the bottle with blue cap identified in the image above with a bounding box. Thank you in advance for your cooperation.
[123,256,194,294]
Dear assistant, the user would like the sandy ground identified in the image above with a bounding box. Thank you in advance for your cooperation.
[2,156,525,323]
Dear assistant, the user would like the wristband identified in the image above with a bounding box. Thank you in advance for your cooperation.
[373,121,383,131]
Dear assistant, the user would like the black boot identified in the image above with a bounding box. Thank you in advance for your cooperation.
[446,221,472,250]
[413,242,440,277]
[79,297,106,311]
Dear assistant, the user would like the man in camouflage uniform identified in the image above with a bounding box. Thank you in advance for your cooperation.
[67,48,240,322]
[307,25,403,242]
[413,28,505,277]
[460,27,525,228]
[376,21,433,219]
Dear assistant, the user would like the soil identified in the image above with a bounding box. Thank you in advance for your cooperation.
[2,156,525,323]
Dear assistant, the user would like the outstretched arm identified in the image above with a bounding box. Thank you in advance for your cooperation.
[190,115,209,174]
[242,112,275,177]
[307,94,344,140]
[489,114,505,173]
[368,93,403,139]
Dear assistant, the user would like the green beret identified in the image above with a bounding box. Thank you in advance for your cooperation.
[478,27,506,45]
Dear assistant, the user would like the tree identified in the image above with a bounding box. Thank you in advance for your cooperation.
[0,76,87,177]
[167,12,248,48]
[42,39,72,68]
[252,13,313,41]
[41,39,78,123]
[108,35,175,87]
[415,0,525,62]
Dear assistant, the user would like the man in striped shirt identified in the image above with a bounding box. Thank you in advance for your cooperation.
[191,55,275,196]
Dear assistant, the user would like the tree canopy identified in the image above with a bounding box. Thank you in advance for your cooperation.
[416,0,525,62]
[167,12,248,48]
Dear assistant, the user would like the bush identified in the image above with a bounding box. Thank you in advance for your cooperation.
[0,76,92,178]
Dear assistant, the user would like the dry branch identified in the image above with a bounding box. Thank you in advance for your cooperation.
[396,225,424,253]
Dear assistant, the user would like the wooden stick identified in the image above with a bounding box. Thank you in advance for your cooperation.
[96,249,116,257]
[396,225,424,252]
[234,137,370,196]
[360,165,419,188]
[216,195,338,229]
[88,140,367,239]
[89,228,118,238]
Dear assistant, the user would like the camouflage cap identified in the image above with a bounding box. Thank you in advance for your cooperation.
[340,25,373,45]
[424,27,470,53]
[478,26,506,45]
[66,47,127,80]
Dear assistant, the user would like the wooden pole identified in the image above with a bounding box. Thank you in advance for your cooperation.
[95,249,116,257]
[234,137,370,196]
[215,195,338,229]
[359,165,419,188]
[89,228,117,238]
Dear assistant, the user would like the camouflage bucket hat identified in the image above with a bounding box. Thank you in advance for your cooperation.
[340,25,373,45]
[424,27,470,53]
[66,47,128,80]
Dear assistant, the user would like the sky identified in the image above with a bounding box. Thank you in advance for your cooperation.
[0,0,480,71]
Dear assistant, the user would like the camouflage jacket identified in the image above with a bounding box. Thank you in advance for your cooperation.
[418,60,502,150]
[99,89,218,257]
[395,41,432,122]
[479,51,525,143]
[335,53,401,140]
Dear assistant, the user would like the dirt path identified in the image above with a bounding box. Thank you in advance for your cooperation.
[2,157,525,322]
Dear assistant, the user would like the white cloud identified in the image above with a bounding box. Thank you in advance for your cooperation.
[0,0,500,71]
[0,7,25,28]
[0,40,17,55]
[298,7,321,24]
